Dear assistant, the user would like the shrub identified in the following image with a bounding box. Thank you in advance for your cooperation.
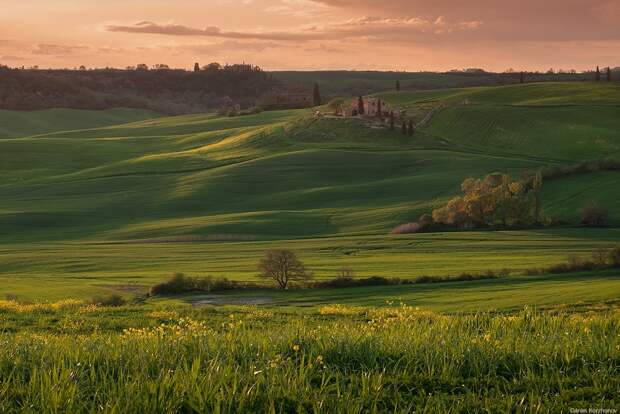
[90,294,126,307]
[150,273,240,296]
[581,201,608,226]
[419,214,433,228]
[312,276,407,289]
[592,248,609,265]
[609,246,620,267]
[390,222,422,234]
[338,266,355,279]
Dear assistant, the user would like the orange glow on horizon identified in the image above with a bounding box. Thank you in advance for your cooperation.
[1,0,618,72]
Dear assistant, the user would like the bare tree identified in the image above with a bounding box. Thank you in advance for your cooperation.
[338,266,355,279]
[581,201,608,226]
[258,249,312,289]
[592,248,609,266]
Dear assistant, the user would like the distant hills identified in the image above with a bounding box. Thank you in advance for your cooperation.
[0,64,615,115]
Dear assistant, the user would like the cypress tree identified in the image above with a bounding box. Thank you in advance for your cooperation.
[607,67,612,82]
[408,120,414,136]
[358,96,365,115]
[389,111,395,130]
[520,71,525,84]
[595,66,600,82]
[396,80,401,92]
[313,83,322,106]
[376,99,382,118]
[401,121,407,135]
[194,62,200,72]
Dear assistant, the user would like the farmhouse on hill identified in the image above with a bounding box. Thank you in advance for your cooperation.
[339,97,393,117]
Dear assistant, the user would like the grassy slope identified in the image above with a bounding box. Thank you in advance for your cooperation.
[0,82,619,301]
[0,108,161,139]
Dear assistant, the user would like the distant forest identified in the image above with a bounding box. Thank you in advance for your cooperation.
[0,64,616,115]
[273,68,616,97]
[0,64,279,115]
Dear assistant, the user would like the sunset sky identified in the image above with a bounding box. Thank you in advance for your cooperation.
[1,0,619,72]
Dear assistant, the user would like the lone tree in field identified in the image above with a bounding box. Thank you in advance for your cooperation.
[313,83,322,106]
[607,67,612,82]
[389,111,395,130]
[581,201,608,226]
[520,71,525,84]
[595,66,601,82]
[258,249,312,289]
[407,120,414,136]
[396,80,401,91]
[194,62,200,72]
[358,96,365,115]
[401,121,407,134]
[376,99,382,117]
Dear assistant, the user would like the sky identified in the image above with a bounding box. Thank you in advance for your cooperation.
[1,0,619,72]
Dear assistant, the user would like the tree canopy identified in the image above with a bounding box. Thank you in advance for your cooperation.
[432,173,543,228]
[258,249,312,290]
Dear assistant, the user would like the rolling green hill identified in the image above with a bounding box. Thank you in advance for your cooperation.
[0,82,619,300]
[1,82,618,242]
[0,107,160,139]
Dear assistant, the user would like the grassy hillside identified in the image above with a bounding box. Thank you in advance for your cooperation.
[0,82,619,300]
[0,108,160,139]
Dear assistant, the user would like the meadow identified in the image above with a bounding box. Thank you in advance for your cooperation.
[0,302,617,413]
[1,228,620,302]
[0,81,619,411]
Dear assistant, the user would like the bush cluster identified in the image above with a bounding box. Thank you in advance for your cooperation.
[534,158,620,180]
[525,245,620,275]
[90,295,126,307]
[311,271,505,289]
[150,273,250,296]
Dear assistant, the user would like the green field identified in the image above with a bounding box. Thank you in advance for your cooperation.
[2,229,620,302]
[0,108,160,139]
[0,82,619,302]
[0,301,617,412]
[1,81,620,412]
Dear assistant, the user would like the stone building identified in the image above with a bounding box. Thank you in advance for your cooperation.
[339,97,391,117]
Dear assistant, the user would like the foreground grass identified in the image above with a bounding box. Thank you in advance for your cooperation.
[0,302,617,412]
